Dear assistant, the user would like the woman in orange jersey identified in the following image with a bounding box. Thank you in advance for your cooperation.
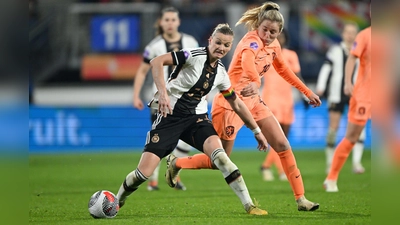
[324,25,371,192]
[259,29,303,182]
[169,2,321,211]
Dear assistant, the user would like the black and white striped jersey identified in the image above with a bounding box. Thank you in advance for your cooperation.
[148,47,233,116]
[143,33,199,94]
[316,42,359,103]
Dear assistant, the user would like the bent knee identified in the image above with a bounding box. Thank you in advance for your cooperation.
[272,141,291,152]
[211,149,229,165]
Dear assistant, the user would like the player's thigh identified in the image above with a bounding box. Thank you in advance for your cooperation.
[328,101,345,129]
[257,115,290,152]
[180,119,219,153]
[144,114,186,158]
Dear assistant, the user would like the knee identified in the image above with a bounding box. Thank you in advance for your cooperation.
[211,149,229,166]
[273,141,291,152]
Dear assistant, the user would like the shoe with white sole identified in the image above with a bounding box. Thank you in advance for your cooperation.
[323,179,339,192]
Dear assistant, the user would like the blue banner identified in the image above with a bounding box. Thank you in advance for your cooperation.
[29,103,371,153]
[91,15,140,52]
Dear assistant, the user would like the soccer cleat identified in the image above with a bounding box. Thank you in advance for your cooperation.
[165,154,181,188]
[119,200,125,208]
[279,173,288,181]
[246,205,268,215]
[147,185,160,191]
[296,196,320,211]
[323,180,339,192]
[352,164,365,174]
[261,168,274,181]
[174,181,187,191]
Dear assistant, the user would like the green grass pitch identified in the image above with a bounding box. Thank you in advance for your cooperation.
[29,150,371,225]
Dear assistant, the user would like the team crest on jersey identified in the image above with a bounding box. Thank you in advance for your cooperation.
[225,126,235,138]
[250,42,258,50]
[151,133,160,143]
[203,81,209,89]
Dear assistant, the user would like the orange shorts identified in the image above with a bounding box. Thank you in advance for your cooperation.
[211,97,273,140]
[269,104,294,125]
[347,97,371,126]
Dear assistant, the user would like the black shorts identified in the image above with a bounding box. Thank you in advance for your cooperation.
[144,113,217,159]
[328,100,348,113]
[150,109,158,123]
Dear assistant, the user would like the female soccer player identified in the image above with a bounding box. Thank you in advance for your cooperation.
[260,29,303,182]
[117,23,268,215]
[132,6,199,191]
[316,22,366,174]
[324,25,371,192]
[170,2,321,211]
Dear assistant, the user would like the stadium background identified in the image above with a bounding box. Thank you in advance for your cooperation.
[28,0,371,153]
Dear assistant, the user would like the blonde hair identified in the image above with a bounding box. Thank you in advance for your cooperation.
[211,23,234,37]
[236,2,284,32]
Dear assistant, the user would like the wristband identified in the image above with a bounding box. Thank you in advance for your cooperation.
[251,127,261,135]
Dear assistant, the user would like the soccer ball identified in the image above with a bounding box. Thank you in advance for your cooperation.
[88,190,119,219]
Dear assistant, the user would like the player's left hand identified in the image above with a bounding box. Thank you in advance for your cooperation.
[240,82,259,97]
[307,92,322,108]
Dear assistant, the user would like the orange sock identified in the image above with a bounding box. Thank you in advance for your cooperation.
[175,154,215,169]
[326,138,355,181]
[148,181,157,187]
[262,149,284,174]
[278,149,304,200]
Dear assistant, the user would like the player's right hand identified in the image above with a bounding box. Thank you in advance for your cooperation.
[254,132,269,152]
[344,83,354,97]
[133,97,144,110]
[158,93,173,117]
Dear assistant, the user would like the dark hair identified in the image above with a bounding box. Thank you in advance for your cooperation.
[154,6,180,36]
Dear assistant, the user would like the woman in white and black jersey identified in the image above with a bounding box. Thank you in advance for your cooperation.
[316,22,366,175]
[132,6,199,191]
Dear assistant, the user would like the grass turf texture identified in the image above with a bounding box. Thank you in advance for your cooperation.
[29,150,371,225]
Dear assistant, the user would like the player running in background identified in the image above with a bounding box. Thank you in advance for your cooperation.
[132,6,199,191]
[316,22,366,174]
[324,25,371,192]
[168,2,321,211]
[260,29,304,182]
[117,24,269,215]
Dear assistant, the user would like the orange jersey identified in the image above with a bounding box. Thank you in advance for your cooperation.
[261,48,300,124]
[351,27,371,103]
[347,26,371,125]
[262,48,300,108]
[213,30,311,111]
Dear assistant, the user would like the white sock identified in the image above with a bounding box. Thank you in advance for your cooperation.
[352,128,366,166]
[148,162,160,185]
[325,147,335,169]
[326,128,337,170]
[211,149,253,210]
[173,140,192,158]
[117,169,148,202]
